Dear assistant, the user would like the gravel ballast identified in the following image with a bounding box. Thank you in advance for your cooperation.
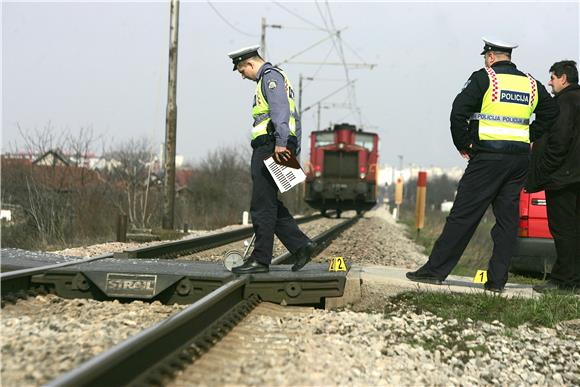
[1,296,185,386]
[3,207,578,386]
[169,302,579,386]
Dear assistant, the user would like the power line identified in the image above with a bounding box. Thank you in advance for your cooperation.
[341,39,369,65]
[206,2,258,37]
[306,45,335,86]
[275,29,344,68]
[315,2,354,113]
[315,1,331,32]
[324,1,363,127]
[272,1,326,31]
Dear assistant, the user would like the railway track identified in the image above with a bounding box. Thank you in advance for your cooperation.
[44,215,360,386]
[0,213,328,299]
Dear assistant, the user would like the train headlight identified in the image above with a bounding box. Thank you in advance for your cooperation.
[359,166,366,179]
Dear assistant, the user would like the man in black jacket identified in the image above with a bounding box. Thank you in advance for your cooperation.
[529,60,580,292]
[406,38,558,292]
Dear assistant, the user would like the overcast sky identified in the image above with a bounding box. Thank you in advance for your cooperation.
[2,1,579,168]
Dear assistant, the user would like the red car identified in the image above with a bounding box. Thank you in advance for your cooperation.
[510,189,557,274]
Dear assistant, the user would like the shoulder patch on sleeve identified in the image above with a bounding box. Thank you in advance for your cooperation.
[267,80,277,89]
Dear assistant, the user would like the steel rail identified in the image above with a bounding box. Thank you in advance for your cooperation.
[1,213,326,296]
[272,214,360,265]
[47,216,360,387]
[46,212,358,387]
[116,212,325,259]
[1,253,113,296]
[48,277,254,387]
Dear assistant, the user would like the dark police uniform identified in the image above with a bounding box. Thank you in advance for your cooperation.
[227,46,313,273]
[407,38,559,290]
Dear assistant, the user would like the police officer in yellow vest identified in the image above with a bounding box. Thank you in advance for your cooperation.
[407,38,558,291]
[227,45,316,274]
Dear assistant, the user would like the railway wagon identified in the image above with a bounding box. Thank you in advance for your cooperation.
[304,123,379,216]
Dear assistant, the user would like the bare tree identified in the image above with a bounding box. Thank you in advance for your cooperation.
[3,123,114,249]
[16,121,67,157]
[185,145,252,229]
[103,138,158,229]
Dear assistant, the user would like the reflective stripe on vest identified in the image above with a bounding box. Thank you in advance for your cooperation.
[470,113,530,125]
[251,67,298,140]
[476,67,538,143]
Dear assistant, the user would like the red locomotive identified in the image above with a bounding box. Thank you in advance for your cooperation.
[304,123,379,216]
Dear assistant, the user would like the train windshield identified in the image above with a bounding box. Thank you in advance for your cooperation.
[355,133,375,151]
[315,132,334,147]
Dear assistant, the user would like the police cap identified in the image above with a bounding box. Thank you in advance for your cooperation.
[480,37,518,55]
[227,45,260,71]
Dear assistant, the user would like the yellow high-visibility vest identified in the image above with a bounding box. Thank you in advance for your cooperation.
[251,67,298,140]
[475,67,539,143]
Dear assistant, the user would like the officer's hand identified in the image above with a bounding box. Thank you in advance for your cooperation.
[274,146,291,162]
[459,144,473,160]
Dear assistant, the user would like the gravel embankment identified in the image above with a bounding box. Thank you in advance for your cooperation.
[1,296,185,386]
[169,302,579,386]
[4,208,578,386]
[313,208,426,268]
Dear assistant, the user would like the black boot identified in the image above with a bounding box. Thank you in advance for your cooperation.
[232,257,269,274]
[406,266,445,285]
[292,241,317,272]
[484,281,503,293]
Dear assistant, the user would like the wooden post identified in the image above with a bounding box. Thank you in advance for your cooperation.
[415,171,427,238]
[116,214,128,242]
[162,0,180,230]
[394,177,403,221]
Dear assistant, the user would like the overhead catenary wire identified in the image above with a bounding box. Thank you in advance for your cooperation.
[302,80,357,113]
[272,0,374,130]
[207,1,258,37]
[274,29,347,68]
[271,25,329,31]
[313,0,360,126]
[272,1,326,31]
[324,1,363,127]
[302,45,336,91]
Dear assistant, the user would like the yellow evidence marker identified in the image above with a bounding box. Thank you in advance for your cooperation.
[328,257,347,272]
[473,269,488,284]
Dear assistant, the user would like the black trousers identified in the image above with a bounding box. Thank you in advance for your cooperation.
[546,182,580,286]
[425,153,529,288]
[249,140,310,265]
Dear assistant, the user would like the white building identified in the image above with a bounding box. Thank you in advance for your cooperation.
[378,164,464,186]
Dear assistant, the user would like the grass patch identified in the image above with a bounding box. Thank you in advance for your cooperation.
[397,206,546,285]
[386,291,580,328]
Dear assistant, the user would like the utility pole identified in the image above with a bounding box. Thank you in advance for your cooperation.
[317,102,321,131]
[298,74,315,115]
[162,0,179,230]
[261,17,267,59]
